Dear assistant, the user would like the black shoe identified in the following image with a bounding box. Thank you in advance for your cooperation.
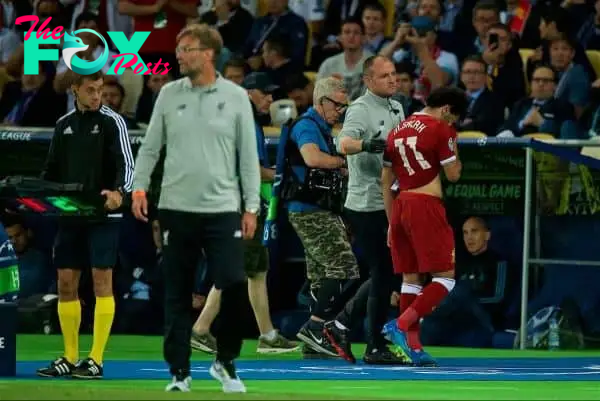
[301,344,340,360]
[296,321,338,357]
[72,357,103,379]
[36,357,75,378]
[363,346,411,365]
[323,321,356,363]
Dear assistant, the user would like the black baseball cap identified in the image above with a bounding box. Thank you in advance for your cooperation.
[242,73,279,93]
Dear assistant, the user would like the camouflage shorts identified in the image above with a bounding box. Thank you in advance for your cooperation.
[244,220,268,278]
[288,210,360,291]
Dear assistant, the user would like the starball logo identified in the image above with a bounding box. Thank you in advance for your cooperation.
[16,15,172,76]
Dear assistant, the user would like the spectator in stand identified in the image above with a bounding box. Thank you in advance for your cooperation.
[548,36,590,119]
[576,0,600,51]
[457,55,504,136]
[481,23,526,109]
[527,6,596,81]
[0,2,20,67]
[62,0,133,45]
[318,19,373,100]
[498,64,574,138]
[243,0,308,70]
[288,0,325,47]
[135,72,172,125]
[0,62,66,127]
[439,0,463,33]
[261,34,302,87]
[501,0,541,49]
[397,0,459,58]
[117,0,198,77]
[53,12,120,113]
[35,0,65,27]
[102,81,139,129]
[1,214,51,300]
[283,72,314,115]
[2,0,63,76]
[391,61,424,116]
[361,2,391,55]
[464,0,500,60]
[420,217,519,348]
[317,0,373,65]
[200,0,254,54]
[380,16,458,101]
[222,57,250,85]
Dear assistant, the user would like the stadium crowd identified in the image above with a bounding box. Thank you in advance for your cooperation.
[1,0,600,362]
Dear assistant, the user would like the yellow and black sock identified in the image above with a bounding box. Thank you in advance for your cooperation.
[57,300,81,364]
[89,296,115,365]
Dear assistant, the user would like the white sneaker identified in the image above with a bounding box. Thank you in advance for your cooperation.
[209,361,246,393]
[165,375,191,392]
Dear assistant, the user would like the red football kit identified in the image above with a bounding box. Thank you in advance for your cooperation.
[383,112,458,275]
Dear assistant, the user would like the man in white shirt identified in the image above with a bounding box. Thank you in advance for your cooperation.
[289,0,325,23]
[317,18,372,100]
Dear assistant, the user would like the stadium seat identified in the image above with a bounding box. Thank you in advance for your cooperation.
[306,22,313,66]
[0,67,14,100]
[524,133,556,140]
[270,99,298,126]
[263,126,281,137]
[458,131,487,138]
[519,49,534,90]
[258,0,268,16]
[518,48,534,67]
[304,71,317,82]
[382,0,395,36]
[586,50,600,79]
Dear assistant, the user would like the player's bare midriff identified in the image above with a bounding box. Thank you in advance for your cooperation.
[404,175,444,199]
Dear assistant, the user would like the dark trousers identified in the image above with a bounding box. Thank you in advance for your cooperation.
[344,209,393,349]
[159,210,247,376]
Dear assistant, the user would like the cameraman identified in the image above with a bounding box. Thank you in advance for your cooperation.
[285,77,360,356]
[324,55,406,364]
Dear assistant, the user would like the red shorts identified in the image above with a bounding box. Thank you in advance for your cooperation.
[389,192,455,275]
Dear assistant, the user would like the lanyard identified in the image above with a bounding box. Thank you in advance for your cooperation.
[253,16,280,55]
[555,63,573,98]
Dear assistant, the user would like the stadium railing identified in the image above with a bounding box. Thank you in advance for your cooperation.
[2,125,600,349]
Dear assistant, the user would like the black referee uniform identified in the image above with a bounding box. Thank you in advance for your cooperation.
[42,104,134,268]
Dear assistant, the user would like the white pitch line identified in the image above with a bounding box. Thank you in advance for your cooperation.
[330,386,383,390]
[452,386,520,391]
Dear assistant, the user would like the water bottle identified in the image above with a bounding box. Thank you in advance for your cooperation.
[548,313,560,351]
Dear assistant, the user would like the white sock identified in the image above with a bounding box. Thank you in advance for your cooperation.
[262,329,278,341]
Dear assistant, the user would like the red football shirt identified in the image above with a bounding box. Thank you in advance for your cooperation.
[384,112,457,191]
[131,0,196,54]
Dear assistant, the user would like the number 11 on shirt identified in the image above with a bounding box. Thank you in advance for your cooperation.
[394,136,432,176]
